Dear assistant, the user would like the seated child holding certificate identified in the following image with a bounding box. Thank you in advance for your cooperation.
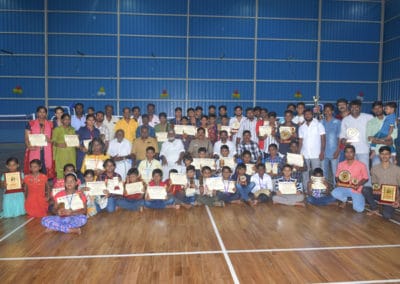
[79,170,100,217]
[306,168,336,206]
[1,157,25,218]
[41,173,87,235]
[231,163,255,204]
[167,167,197,209]
[250,163,273,205]
[98,159,123,213]
[144,169,179,210]
[195,166,224,207]
[80,138,110,178]
[116,168,144,212]
[217,166,241,204]
[53,164,81,189]
[282,141,307,186]
[273,164,305,207]
[138,146,162,184]
[236,150,256,176]
[216,145,236,175]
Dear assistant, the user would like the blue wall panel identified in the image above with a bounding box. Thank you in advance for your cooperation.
[120,37,186,57]
[322,21,380,42]
[383,17,400,41]
[320,63,378,81]
[383,37,400,61]
[257,61,316,80]
[258,19,317,39]
[190,38,254,59]
[120,79,186,100]
[120,58,186,78]
[121,15,186,36]
[0,12,43,32]
[322,0,381,21]
[48,57,116,77]
[258,40,317,60]
[0,56,44,76]
[0,0,43,10]
[259,0,318,19]
[0,34,44,54]
[48,79,117,99]
[320,82,378,103]
[385,0,400,20]
[320,42,379,62]
[188,81,254,100]
[190,17,254,37]
[48,13,117,33]
[191,0,255,17]
[48,0,116,12]
[256,82,316,101]
[189,60,253,79]
[0,78,44,99]
[48,35,117,56]
[383,61,400,81]
[120,0,187,14]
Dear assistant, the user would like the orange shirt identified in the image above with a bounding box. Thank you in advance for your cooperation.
[336,160,368,193]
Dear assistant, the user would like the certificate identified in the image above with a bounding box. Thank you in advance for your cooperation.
[280,126,295,141]
[204,177,225,191]
[64,135,80,147]
[185,187,196,197]
[87,181,107,196]
[310,176,327,190]
[106,177,124,195]
[379,184,397,204]
[183,125,197,136]
[220,126,231,135]
[85,158,103,170]
[219,157,236,170]
[156,132,168,142]
[147,186,167,200]
[57,194,84,210]
[265,162,278,175]
[52,187,64,197]
[173,125,185,135]
[170,173,188,185]
[245,163,256,175]
[286,153,304,167]
[278,181,297,194]
[193,158,216,170]
[125,182,145,195]
[28,134,47,147]
[83,139,92,149]
[231,121,240,130]
[5,172,21,190]
[346,128,360,143]
[259,125,272,136]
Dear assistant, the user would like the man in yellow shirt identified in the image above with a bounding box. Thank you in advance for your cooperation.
[114,107,138,143]
[131,126,159,166]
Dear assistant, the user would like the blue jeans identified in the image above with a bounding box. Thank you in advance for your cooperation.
[144,197,175,209]
[331,187,365,212]
[174,191,196,204]
[116,198,144,211]
[356,153,371,187]
[249,192,270,203]
[323,157,338,186]
[236,182,255,201]
[307,195,336,206]
[217,191,240,203]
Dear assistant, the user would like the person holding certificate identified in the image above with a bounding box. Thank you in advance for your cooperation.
[138,146,162,184]
[263,143,284,189]
[76,114,100,177]
[282,141,307,188]
[115,168,145,212]
[52,113,78,179]
[216,166,241,204]
[144,169,178,209]
[41,173,87,235]
[168,166,197,209]
[79,169,99,217]
[306,168,336,206]
[363,146,400,219]
[24,106,54,179]
[194,167,224,207]
[331,145,369,212]
[97,159,123,213]
[237,130,263,164]
[1,157,26,218]
[272,164,305,206]
[188,127,213,158]
[230,163,255,204]
[276,110,298,155]
[250,163,273,205]
[80,138,109,178]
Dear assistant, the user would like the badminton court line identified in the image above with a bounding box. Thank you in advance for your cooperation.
[0,217,34,242]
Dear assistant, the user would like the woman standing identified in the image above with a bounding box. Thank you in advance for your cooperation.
[24,106,54,179]
[52,113,77,179]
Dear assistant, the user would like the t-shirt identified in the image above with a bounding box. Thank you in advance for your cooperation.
[336,160,368,193]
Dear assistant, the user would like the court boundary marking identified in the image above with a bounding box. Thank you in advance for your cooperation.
[1,243,400,261]
[314,280,400,284]
[0,217,34,242]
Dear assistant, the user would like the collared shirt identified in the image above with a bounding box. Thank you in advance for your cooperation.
[336,159,368,193]
[131,137,159,161]
[213,140,237,157]
[114,118,138,143]
[237,117,258,143]
[160,138,185,165]
[340,113,373,154]
[251,173,273,193]
[71,115,86,131]
[107,138,132,180]
[322,117,341,158]
[371,163,400,187]
[188,138,213,158]
[237,140,263,163]
[95,123,111,142]
[136,125,156,138]
[103,115,119,139]
[229,115,245,143]
[366,116,397,153]
[138,159,162,184]
[299,119,326,159]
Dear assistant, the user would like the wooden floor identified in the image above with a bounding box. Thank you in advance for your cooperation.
[1,204,400,283]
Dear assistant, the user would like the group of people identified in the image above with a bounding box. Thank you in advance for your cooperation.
[1,99,399,235]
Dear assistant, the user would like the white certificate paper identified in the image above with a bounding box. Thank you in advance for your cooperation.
[57,193,84,210]
[156,132,168,142]
[170,173,188,185]
[64,135,80,147]
[193,158,216,170]
[125,182,145,195]
[87,181,107,196]
[147,186,167,200]
[28,134,47,147]
[286,153,304,167]
[278,181,297,194]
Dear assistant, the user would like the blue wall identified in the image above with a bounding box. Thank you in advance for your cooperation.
[0,0,389,142]
[382,0,400,103]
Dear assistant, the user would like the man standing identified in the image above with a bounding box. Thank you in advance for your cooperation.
[103,105,119,140]
[146,103,160,127]
[366,101,397,166]
[229,105,245,145]
[213,130,237,159]
[131,126,158,166]
[364,146,400,219]
[340,99,373,187]
[188,127,213,158]
[321,103,341,186]
[332,145,368,213]
[114,107,138,143]
[95,111,111,149]
[299,109,326,189]
[237,107,258,145]
[71,103,86,131]
[237,130,263,164]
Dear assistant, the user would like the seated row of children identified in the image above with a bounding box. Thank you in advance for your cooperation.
[1,153,335,234]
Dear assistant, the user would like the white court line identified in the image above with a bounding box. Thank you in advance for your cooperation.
[205,206,240,284]
[314,280,400,284]
[0,217,34,242]
[1,243,400,261]
[365,208,400,226]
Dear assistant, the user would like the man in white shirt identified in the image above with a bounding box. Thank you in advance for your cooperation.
[159,129,185,180]
[103,105,119,140]
[95,111,111,149]
[236,107,258,145]
[292,102,305,125]
[340,99,373,186]
[299,109,326,188]
[229,105,245,145]
[147,103,160,127]
[107,129,132,181]
[213,130,237,159]
[71,103,86,131]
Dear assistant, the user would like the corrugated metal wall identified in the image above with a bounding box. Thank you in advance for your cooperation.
[382,0,400,102]
[0,0,390,142]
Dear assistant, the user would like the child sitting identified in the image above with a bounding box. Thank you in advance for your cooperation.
[273,164,305,207]
[250,163,273,205]
[306,168,336,206]
[116,168,144,212]
[144,169,179,209]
